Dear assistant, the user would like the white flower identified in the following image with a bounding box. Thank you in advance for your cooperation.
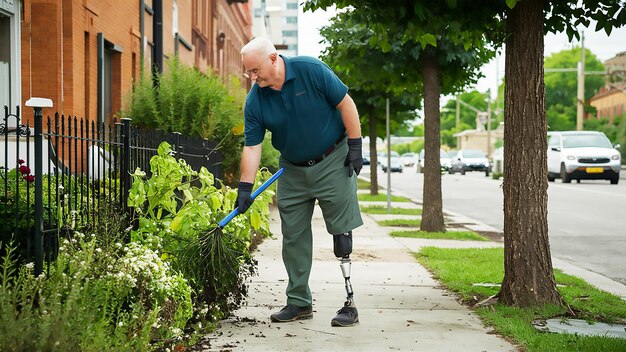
[25,262,34,270]
[118,321,124,327]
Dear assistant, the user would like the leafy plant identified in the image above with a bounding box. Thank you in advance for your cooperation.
[0,232,193,351]
[127,141,276,314]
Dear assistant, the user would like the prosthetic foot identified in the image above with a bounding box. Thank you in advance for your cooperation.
[331,232,359,327]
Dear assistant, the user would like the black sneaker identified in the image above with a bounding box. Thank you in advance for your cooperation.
[270,304,313,322]
[331,305,359,327]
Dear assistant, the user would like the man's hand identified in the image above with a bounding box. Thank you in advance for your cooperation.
[344,138,363,177]
[236,182,254,213]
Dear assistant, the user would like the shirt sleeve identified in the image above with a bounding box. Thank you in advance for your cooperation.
[319,62,349,107]
[243,93,265,147]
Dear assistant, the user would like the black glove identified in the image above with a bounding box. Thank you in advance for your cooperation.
[344,138,363,177]
[236,182,254,213]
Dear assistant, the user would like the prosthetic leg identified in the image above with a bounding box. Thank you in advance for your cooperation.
[331,231,359,326]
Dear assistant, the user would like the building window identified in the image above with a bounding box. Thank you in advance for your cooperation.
[0,13,10,110]
[286,2,298,10]
[285,16,297,24]
[282,30,297,37]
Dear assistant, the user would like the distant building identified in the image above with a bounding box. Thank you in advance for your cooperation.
[454,122,504,156]
[251,0,297,56]
[589,51,626,123]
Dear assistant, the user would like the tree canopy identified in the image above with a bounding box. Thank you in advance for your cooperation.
[545,48,605,131]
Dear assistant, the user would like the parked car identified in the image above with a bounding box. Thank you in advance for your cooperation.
[547,131,620,184]
[418,149,452,172]
[400,152,417,167]
[380,151,403,173]
[449,149,490,176]
[363,151,371,165]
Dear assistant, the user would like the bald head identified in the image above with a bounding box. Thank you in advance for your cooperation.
[241,38,277,59]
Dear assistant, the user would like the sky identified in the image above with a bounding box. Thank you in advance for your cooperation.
[298,6,626,100]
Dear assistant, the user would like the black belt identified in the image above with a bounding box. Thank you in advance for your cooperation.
[292,134,347,167]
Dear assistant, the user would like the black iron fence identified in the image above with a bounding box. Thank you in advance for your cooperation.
[1,105,223,275]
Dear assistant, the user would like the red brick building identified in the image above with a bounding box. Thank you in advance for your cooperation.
[16,0,252,123]
[589,51,626,123]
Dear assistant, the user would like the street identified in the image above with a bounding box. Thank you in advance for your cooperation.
[363,165,626,286]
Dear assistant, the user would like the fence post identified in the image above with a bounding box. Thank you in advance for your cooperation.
[121,118,131,212]
[173,131,181,156]
[25,98,53,277]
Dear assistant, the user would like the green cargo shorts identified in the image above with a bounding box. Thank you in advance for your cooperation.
[276,141,363,306]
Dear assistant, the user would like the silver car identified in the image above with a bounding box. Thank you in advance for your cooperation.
[547,131,620,184]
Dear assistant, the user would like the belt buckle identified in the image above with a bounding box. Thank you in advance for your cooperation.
[307,159,316,166]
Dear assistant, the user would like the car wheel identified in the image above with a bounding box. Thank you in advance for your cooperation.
[560,164,571,183]
[548,173,555,182]
[449,168,454,174]
[485,169,490,177]
[611,174,619,185]
[461,168,466,175]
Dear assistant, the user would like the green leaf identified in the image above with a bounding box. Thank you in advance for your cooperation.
[250,211,261,230]
[505,0,517,9]
[422,33,437,48]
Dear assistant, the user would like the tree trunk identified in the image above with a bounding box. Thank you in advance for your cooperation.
[498,0,563,307]
[420,52,445,232]
[368,105,379,195]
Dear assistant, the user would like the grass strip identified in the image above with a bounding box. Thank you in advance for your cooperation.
[390,230,487,241]
[415,247,626,352]
[358,193,410,202]
[377,219,421,227]
[361,205,422,215]
[357,178,371,189]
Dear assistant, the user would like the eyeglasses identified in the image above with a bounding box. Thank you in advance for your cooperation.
[243,67,260,79]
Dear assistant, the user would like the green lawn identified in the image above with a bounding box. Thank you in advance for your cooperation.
[390,230,487,241]
[357,178,371,189]
[360,205,422,215]
[358,193,410,202]
[415,247,626,352]
[376,219,421,227]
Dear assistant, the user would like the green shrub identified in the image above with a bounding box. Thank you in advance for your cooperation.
[0,233,193,352]
[124,58,247,185]
[127,142,275,315]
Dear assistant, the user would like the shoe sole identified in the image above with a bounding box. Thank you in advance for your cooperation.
[331,316,359,327]
[270,312,313,322]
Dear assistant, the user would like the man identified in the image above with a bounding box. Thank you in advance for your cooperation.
[236,38,363,327]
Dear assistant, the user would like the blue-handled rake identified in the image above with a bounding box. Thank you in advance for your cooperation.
[181,168,285,305]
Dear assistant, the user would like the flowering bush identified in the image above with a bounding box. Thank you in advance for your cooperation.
[0,162,59,252]
[0,231,194,351]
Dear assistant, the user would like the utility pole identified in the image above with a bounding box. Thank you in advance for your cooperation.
[576,32,585,131]
[455,95,460,130]
[487,89,492,157]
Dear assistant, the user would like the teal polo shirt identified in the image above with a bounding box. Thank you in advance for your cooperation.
[243,55,349,164]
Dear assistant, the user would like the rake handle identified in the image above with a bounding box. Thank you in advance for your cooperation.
[217,167,285,228]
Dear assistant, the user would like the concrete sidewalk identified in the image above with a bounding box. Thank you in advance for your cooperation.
[205,202,517,352]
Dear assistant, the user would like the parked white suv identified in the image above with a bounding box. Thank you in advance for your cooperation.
[547,131,620,184]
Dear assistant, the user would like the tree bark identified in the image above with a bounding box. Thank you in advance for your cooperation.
[420,52,445,232]
[368,105,379,195]
[498,0,563,307]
